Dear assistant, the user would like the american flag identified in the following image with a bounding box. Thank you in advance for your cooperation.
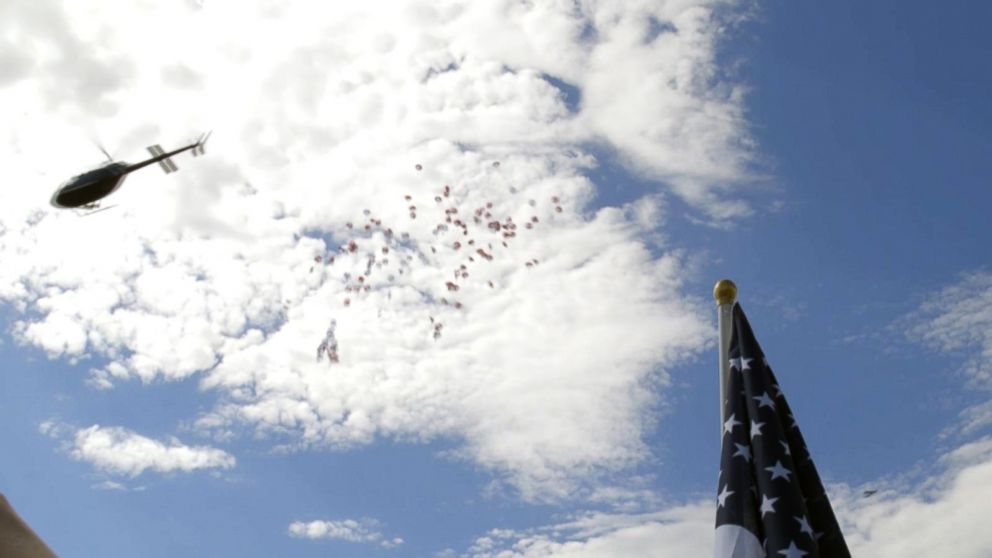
[715,304,850,558]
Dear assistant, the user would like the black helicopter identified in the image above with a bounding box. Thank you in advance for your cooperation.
[50,132,211,211]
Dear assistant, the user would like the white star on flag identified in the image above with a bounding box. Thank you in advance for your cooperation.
[733,443,752,462]
[795,515,814,538]
[724,414,742,436]
[718,485,734,508]
[753,391,776,409]
[760,494,778,517]
[765,460,792,482]
[778,541,808,558]
[750,420,764,440]
[729,356,754,371]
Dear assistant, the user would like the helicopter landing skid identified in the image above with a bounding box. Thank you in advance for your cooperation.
[74,204,117,217]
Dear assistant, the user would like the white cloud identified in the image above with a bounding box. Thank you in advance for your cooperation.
[904,271,992,445]
[91,480,129,492]
[949,399,992,439]
[905,271,992,391]
[288,518,403,549]
[43,423,235,478]
[463,504,713,557]
[455,441,992,558]
[2,0,754,500]
[831,451,992,557]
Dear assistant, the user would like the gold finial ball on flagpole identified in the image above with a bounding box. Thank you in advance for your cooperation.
[713,279,737,305]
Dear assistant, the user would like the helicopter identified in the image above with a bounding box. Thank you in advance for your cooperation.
[50,132,211,211]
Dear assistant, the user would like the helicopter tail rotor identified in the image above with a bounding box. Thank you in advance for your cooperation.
[192,131,212,156]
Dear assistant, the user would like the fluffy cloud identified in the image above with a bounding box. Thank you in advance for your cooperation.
[288,518,403,549]
[453,440,992,557]
[461,503,713,557]
[905,270,992,390]
[2,0,754,500]
[41,423,235,478]
[903,271,992,445]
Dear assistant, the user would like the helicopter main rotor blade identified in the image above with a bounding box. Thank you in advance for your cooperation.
[97,144,114,162]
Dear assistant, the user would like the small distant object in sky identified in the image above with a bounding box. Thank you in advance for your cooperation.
[555,205,563,213]
[316,320,339,364]
[862,489,878,498]
[415,164,423,171]
[492,161,500,168]
[51,131,211,212]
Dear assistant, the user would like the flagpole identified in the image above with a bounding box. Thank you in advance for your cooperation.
[714,279,737,429]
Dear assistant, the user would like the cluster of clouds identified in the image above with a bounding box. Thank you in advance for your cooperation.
[906,271,992,391]
[442,436,992,557]
[903,270,992,441]
[288,518,404,549]
[3,0,991,555]
[1,0,757,502]
[432,270,992,556]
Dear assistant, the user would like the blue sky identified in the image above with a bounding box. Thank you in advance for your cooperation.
[2,1,991,557]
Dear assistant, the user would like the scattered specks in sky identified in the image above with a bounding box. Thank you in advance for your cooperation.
[1,1,991,557]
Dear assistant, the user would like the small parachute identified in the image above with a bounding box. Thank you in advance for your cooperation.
[316,320,339,364]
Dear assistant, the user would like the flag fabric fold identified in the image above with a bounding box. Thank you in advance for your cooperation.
[715,304,850,558]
